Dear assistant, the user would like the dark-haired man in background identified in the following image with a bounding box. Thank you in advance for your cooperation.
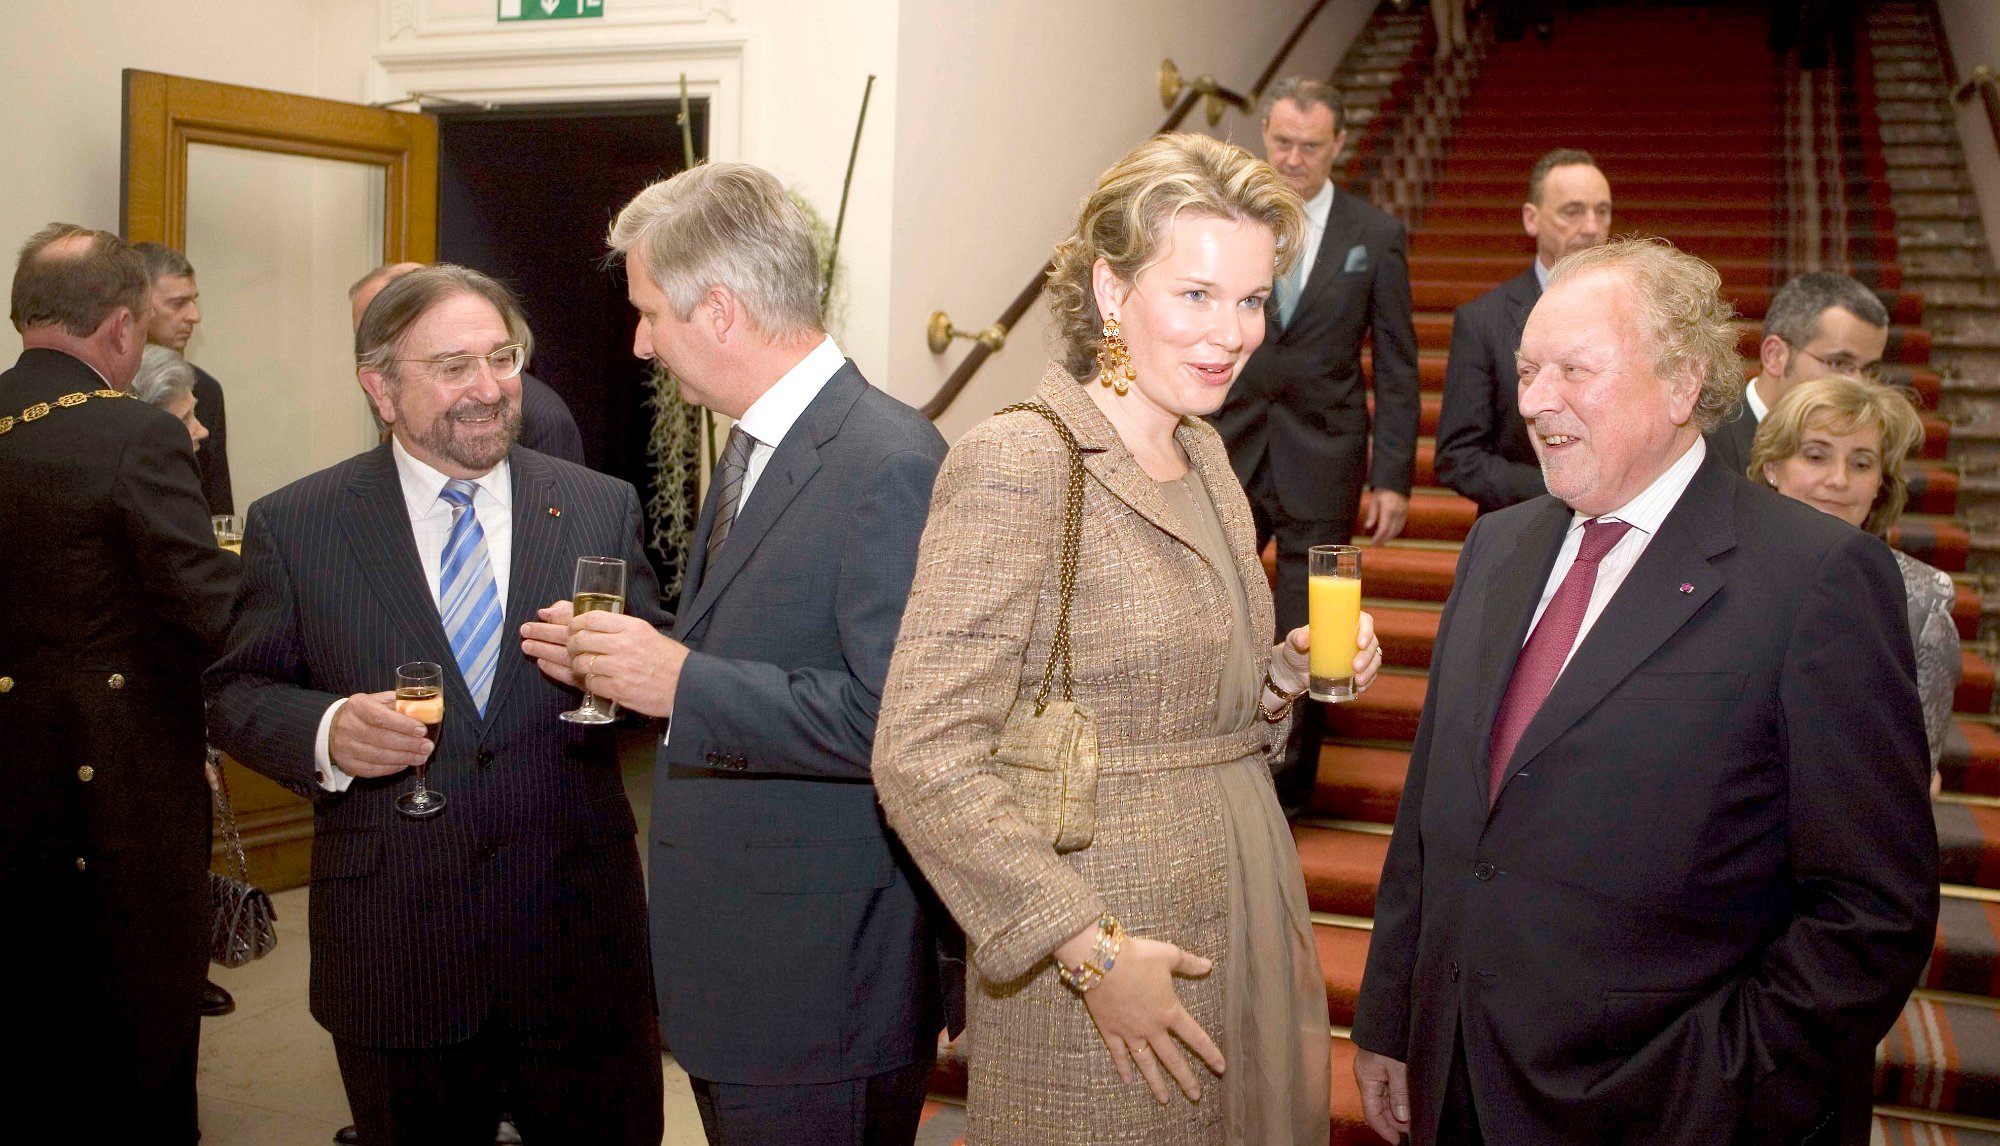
[1436,148,1612,514]
[134,242,234,515]
[1707,269,1890,475]
[1211,75,1421,815]
[2,223,237,1144]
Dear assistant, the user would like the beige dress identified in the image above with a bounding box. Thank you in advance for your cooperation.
[874,367,1329,1146]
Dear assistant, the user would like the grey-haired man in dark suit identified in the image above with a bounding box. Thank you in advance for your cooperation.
[208,264,665,1146]
[523,161,949,1146]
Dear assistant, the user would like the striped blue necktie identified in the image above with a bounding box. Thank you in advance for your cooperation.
[438,479,502,714]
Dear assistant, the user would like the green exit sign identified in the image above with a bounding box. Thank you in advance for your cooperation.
[499,0,602,20]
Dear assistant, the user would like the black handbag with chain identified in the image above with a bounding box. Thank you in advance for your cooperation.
[208,749,278,968]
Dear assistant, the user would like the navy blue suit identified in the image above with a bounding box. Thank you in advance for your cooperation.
[206,442,666,1143]
[1353,450,1938,1143]
[651,361,948,1114]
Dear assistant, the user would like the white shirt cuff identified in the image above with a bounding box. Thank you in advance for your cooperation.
[315,698,356,792]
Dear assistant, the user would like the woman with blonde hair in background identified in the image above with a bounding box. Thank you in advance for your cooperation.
[1750,375,1959,791]
[874,132,1382,1145]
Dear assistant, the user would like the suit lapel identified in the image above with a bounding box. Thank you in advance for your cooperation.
[1506,266,1542,336]
[675,364,862,634]
[337,445,466,711]
[1284,191,1355,340]
[1472,497,1571,790]
[480,449,563,730]
[1499,454,1736,790]
[1038,373,1203,555]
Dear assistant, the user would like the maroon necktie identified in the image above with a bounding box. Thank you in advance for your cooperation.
[1488,517,1634,804]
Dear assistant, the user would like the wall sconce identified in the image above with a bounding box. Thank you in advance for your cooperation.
[928,311,1007,355]
[1159,59,1249,127]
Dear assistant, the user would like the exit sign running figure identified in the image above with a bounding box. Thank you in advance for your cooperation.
[499,0,603,20]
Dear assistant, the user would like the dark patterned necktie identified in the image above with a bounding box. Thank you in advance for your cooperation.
[1487,517,1634,804]
[705,425,755,574]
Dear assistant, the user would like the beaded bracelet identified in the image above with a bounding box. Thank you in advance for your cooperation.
[1259,667,1309,724]
[1057,914,1124,994]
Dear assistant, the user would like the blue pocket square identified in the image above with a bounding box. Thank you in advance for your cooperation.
[1343,244,1370,273]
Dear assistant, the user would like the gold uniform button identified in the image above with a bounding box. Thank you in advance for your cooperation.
[74,857,87,871]
[0,676,13,692]
[107,673,126,690]
[77,766,95,782]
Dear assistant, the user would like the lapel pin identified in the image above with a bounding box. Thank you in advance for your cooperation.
[547,507,561,518]
[1678,582,1694,594]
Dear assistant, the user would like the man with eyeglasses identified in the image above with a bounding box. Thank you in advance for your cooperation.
[351,262,587,467]
[1708,270,1890,475]
[207,264,668,1144]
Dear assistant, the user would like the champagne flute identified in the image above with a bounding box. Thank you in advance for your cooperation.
[212,514,243,554]
[560,556,627,725]
[393,661,447,819]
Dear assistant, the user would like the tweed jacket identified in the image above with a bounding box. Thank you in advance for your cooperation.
[876,365,1290,984]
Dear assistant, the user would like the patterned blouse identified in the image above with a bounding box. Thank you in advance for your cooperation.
[1894,548,1960,772]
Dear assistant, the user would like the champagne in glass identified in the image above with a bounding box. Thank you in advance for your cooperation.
[393,661,447,819]
[560,556,627,725]
[1308,545,1363,702]
[212,514,243,555]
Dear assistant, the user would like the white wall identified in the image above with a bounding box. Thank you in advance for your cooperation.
[887,0,1376,440]
[1937,0,2000,264]
[0,0,376,365]
[0,0,1381,441]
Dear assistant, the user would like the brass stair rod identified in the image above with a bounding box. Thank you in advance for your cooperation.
[1158,59,1251,127]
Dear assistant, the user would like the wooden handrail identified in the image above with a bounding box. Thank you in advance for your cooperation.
[918,0,1333,422]
[1954,65,2000,164]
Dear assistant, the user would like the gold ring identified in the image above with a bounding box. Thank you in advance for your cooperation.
[582,653,596,675]
[1132,1044,1153,1057]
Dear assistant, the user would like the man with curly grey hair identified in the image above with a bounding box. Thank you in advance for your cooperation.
[1351,237,1936,1144]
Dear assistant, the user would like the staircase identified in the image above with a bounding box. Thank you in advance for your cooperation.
[1297,3,2000,1142]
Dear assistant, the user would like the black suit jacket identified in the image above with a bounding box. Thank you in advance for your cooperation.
[205,443,668,1049]
[650,360,949,1085]
[0,348,237,1129]
[1707,397,1759,478]
[1352,449,1938,1144]
[1210,187,1420,518]
[191,364,233,514]
[520,372,586,467]
[1435,267,1545,513]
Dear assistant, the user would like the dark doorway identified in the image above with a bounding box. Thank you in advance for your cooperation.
[435,100,706,577]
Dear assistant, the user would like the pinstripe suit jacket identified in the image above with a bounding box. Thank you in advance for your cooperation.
[205,442,667,1049]
[651,361,951,1085]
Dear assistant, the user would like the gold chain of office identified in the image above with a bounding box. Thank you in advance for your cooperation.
[0,389,129,435]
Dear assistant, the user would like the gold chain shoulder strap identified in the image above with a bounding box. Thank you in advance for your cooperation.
[0,389,129,436]
[995,401,1086,714]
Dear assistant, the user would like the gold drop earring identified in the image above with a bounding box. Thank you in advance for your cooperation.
[1096,316,1135,397]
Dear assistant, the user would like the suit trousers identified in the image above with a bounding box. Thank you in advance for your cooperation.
[1247,474,1353,814]
[334,1013,662,1146]
[690,1058,932,1146]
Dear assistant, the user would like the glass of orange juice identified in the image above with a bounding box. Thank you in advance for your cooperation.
[1308,545,1362,702]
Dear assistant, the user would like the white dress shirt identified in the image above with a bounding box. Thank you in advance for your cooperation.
[1533,256,1552,290]
[729,335,844,511]
[1291,180,1335,289]
[1525,435,1707,678]
[1744,375,1772,423]
[315,439,514,790]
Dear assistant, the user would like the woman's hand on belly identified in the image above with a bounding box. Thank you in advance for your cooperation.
[1059,925,1226,1104]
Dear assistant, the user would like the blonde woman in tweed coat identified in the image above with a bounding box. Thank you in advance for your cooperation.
[875,133,1383,1145]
